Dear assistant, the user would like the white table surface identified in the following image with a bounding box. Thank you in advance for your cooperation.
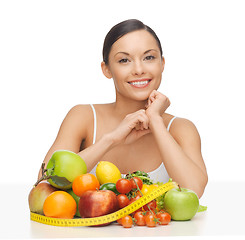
[0,181,244,239]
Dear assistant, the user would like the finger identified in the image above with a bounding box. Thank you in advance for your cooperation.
[128,109,149,130]
[150,96,155,102]
[142,114,149,129]
[140,122,144,131]
[149,92,157,103]
[135,122,141,131]
[136,128,151,138]
[137,110,149,126]
[149,89,158,99]
[137,114,149,130]
[132,117,145,131]
[147,97,152,107]
[146,92,154,107]
[145,102,149,109]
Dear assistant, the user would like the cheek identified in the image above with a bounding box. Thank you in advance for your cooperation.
[111,70,127,91]
[149,64,163,88]
[156,62,164,76]
[146,63,163,77]
[111,66,130,82]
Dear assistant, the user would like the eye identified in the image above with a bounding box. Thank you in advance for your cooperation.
[118,58,129,63]
[145,55,155,61]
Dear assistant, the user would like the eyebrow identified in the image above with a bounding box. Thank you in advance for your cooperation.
[114,49,158,57]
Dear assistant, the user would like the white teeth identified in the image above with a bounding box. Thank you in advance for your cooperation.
[130,81,149,86]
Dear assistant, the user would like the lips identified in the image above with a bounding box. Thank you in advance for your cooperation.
[128,79,151,88]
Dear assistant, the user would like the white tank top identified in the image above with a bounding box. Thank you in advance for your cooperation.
[89,104,177,183]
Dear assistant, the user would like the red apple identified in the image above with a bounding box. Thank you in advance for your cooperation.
[28,181,57,214]
[79,190,119,226]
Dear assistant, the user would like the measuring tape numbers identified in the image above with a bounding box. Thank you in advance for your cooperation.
[30,181,178,227]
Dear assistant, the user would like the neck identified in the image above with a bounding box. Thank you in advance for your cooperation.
[112,94,148,118]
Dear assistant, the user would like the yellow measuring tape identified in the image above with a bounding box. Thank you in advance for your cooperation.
[30,181,178,227]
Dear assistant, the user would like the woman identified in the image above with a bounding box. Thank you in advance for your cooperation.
[38,19,208,198]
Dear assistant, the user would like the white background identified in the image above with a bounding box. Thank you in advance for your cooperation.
[0,0,245,185]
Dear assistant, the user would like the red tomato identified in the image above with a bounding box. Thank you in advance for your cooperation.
[145,212,157,227]
[117,194,130,209]
[143,199,157,211]
[121,215,133,228]
[128,195,142,215]
[156,211,171,225]
[117,218,122,225]
[130,177,143,190]
[144,210,156,216]
[129,194,141,204]
[134,211,146,226]
[116,179,132,194]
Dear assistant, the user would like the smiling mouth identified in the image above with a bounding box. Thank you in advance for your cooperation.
[128,79,151,88]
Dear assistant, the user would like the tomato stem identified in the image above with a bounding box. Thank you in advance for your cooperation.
[127,172,155,217]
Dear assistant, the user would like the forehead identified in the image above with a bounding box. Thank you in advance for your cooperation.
[110,30,160,55]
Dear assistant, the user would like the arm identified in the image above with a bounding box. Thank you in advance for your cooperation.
[78,109,150,171]
[38,105,90,179]
[146,91,208,198]
[38,106,150,179]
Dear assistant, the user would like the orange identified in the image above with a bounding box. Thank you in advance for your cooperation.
[72,173,100,197]
[43,191,76,219]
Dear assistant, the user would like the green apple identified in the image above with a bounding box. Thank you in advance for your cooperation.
[163,187,199,221]
[28,181,57,214]
[67,189,81,217]
[46,150,87,189]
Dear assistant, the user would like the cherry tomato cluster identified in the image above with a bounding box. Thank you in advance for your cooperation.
[115,176,171,228]
[116,177,143,194]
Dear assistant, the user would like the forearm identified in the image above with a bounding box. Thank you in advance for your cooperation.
[38,133,116,180]
[150,116,207,198]
[77,133,116,172]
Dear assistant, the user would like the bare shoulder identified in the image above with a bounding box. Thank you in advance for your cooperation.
[89,103,114,113]
[65,104,93,122]
[169,117,201,147]
[65,103,113,130]
[42,104,95,161]
[57,104,94,141]
[171,117,198,130]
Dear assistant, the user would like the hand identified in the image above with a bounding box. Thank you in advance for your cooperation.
[145,90,170,119]
[110,109,151,145]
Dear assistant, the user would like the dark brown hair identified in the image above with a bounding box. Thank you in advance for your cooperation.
[102,19,163,65]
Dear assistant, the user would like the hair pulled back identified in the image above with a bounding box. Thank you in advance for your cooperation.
[102,19,163,65]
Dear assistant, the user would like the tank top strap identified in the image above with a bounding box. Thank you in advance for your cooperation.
[167,116,177,132]
[90,104,97,144]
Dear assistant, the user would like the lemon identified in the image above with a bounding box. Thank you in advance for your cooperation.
[96,161,122,184]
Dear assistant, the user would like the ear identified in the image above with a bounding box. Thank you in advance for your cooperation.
[161,56,165,72]
[101,61,112,79]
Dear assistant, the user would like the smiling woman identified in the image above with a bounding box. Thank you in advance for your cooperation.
[38,19,208,198]
[101,29,164,102]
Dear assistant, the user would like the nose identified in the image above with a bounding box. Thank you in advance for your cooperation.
[132,60,145,76]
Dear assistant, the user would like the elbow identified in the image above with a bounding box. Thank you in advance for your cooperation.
[182,173,208,199]
[195,174,208,199]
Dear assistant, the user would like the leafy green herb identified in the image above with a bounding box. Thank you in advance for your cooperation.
[198,205,207,212]
[125,171,153,185]
[155,178,173,210]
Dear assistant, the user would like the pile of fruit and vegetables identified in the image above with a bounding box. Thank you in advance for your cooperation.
[28,150,207,228]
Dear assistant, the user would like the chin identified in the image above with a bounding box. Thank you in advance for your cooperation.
[136,86,158,98]
[130,91,152,102]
